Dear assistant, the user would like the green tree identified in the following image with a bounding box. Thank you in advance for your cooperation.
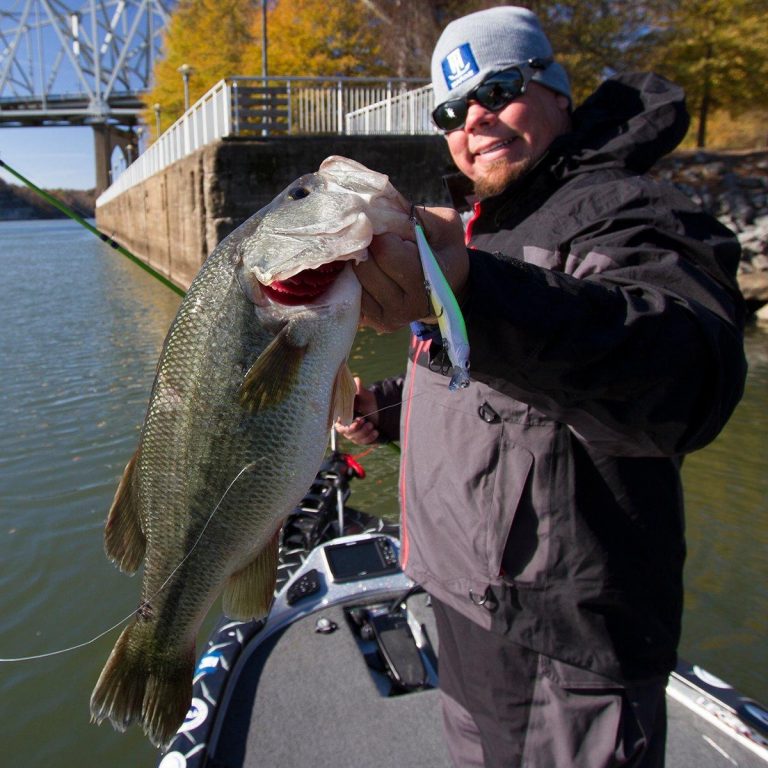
[143,0,257,135]
[641,0,768,147]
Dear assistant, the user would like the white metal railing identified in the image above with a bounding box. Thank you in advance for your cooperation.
[346,83,436,135]
[98,79,232,205]
[97,75,430,207]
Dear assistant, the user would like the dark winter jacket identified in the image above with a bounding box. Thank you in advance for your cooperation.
[373,72,746,681]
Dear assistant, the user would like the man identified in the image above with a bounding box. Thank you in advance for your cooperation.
[337,6,747,766]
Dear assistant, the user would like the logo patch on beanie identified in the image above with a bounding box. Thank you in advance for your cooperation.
[441,44,479,91]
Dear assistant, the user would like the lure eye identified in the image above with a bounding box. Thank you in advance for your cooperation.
[287,187,310,200]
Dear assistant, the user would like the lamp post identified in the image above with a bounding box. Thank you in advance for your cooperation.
[153,103,161,137]
[178,63,193,112]
[261,1,268,79]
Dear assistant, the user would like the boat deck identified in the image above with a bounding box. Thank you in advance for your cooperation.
[159,461,767,768]
[203,592,767,768]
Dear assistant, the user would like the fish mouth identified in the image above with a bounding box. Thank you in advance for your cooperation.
[262,261,347,305]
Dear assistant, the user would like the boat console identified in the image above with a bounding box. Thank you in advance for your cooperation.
[159,530,447,768]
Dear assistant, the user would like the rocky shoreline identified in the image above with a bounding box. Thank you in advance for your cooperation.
[651,150,768,322]
[0,177,95,220]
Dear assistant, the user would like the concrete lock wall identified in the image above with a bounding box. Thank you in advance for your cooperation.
[96,136,456,292]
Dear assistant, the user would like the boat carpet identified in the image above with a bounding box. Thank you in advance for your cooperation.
[208,590,766,768]
[210,593,451,767]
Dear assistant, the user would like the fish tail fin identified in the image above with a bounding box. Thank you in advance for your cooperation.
[90,620,194,748]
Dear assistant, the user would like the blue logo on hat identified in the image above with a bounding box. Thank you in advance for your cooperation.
[442,44,479,91]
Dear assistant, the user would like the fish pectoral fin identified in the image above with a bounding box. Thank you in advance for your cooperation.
[222,530,280,620]
[329,361,356,428]
[239,324,307,412]
[104,451,147,574]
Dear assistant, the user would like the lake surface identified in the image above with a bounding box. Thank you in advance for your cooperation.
[0,219,765,767]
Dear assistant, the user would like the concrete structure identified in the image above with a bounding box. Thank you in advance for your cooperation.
[95,135,455,291]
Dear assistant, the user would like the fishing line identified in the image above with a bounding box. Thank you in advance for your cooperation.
[345,392,432,456]
[356,396,413,422]
[0,379,430,661]
[0,461,260,663]
[0,158,185,298]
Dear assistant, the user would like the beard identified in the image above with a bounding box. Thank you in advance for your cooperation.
[473,155,534,200]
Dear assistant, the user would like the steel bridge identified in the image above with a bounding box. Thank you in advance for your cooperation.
[0,0,172,191]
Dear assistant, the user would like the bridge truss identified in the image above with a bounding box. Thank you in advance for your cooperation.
[0,0,173,188]
[0,0,172,124]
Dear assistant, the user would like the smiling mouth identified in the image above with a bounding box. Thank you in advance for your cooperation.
[476,139,516,156]
[262,261,346,306]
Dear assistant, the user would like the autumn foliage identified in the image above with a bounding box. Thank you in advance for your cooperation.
[143,0,768,149]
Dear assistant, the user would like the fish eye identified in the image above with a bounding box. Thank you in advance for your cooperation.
[287,186,310,200]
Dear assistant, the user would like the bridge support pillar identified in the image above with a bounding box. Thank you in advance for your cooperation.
[92,124,138,194]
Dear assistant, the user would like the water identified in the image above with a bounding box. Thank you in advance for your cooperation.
[0,219,765,767]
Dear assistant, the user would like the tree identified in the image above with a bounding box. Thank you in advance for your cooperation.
[141,0,768,148]
[358,0,499,78]
[143,0,258,135]
[241,0,387,77]
[361,1,662,104]
[520,1,659,105]
[641,0,768,147]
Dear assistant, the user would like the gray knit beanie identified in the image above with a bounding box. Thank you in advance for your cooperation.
[431,6,571,107]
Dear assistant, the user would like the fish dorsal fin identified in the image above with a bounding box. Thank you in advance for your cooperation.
[240,324,307,412]
[104,451,147,574]
[222,529,280,620]
[329,361,356,429]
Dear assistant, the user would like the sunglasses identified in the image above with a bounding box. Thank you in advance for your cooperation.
[432,58,552,132]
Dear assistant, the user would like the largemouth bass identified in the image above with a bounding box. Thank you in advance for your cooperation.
[90,156,405,748]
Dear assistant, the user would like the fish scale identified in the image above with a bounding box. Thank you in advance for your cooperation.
[89,156,404,748]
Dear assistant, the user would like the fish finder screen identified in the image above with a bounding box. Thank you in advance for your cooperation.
[325,538,399,582]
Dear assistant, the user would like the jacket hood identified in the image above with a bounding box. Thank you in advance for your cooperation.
[551,71,690,177]
[443,72,690,211]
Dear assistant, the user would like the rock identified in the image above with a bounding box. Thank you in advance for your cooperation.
[651,150,768,316]
[737,271,768,315]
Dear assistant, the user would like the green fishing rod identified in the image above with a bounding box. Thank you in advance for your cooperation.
[0,157,185,297]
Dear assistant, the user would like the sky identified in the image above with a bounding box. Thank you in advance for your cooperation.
[0,0,164,192]
[0,126,97,191]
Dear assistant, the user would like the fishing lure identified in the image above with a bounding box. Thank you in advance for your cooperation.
[411,209,470,391]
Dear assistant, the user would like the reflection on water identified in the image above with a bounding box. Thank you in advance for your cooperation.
[344,326,409,520]
[0,219,765,768]
[0,220,180,768]
[680,327,768,702]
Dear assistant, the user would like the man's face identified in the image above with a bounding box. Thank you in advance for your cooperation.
[445,82,571,199]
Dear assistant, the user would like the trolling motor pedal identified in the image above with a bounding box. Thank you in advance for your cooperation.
[368,610,427,691]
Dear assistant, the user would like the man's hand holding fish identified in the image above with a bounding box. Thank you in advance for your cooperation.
[355,205,469,333]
